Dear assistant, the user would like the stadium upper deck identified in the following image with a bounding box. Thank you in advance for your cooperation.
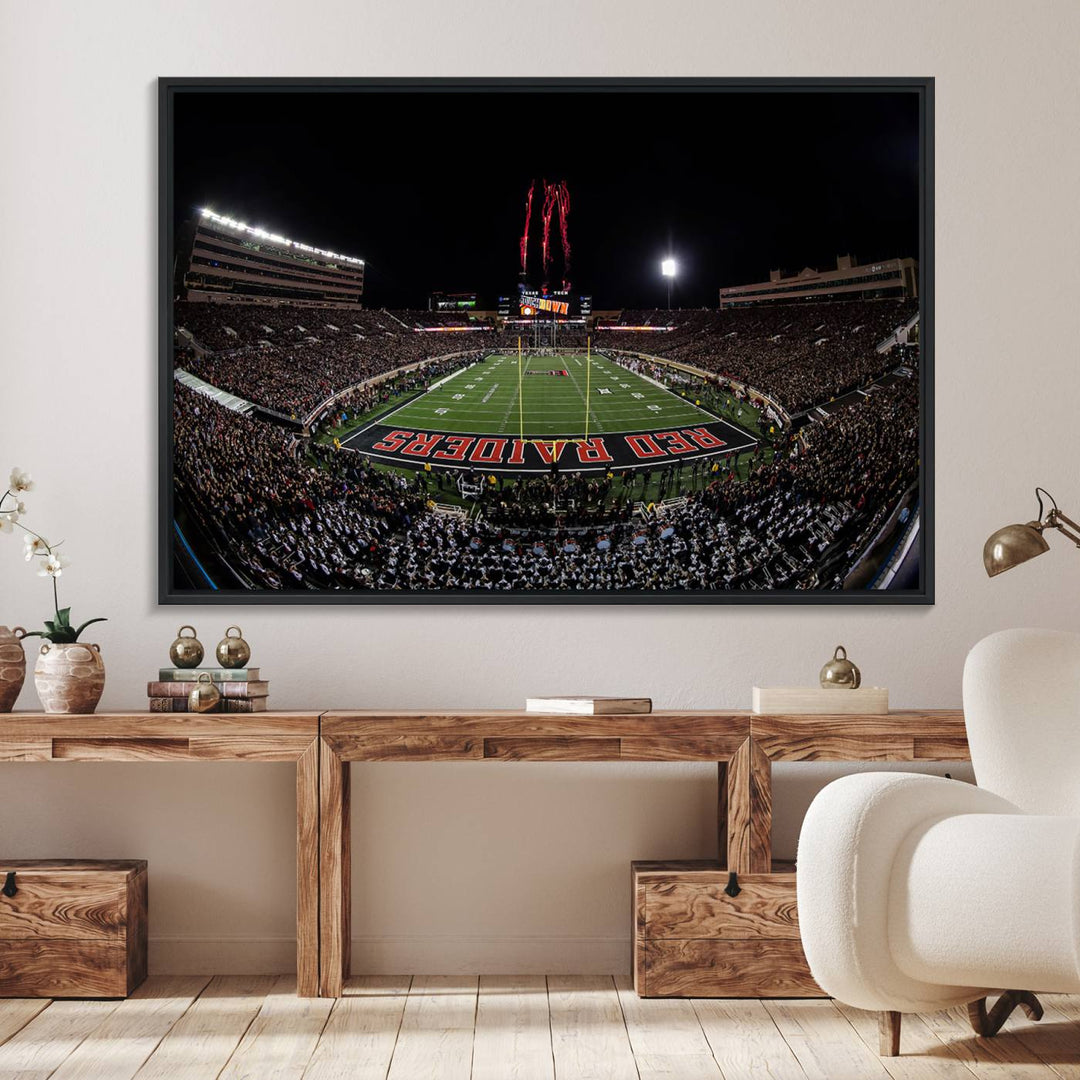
[719,254,916,308]
[180,208,365,307]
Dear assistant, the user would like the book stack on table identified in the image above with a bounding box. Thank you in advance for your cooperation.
[147,668,269,713]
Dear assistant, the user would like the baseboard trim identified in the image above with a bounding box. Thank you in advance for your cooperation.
[352,935,630,975]
[149,934,630,975]
[149,936,297,974]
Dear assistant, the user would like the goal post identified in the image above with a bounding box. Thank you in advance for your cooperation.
[584,335,591,441]
[516,336,594,450]
[518,335,525,442]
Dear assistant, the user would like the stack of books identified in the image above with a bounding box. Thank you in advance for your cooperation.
[147,668,269,713]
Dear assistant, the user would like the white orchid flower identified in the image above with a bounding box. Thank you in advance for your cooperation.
[0,514,14,534]
[23,534,49,560]
[8,468,34,493]
[38,552,69,577]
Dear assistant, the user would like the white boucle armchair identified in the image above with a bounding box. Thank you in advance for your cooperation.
[797,628,1080,1056]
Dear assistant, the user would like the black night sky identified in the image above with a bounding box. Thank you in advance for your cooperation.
[173,87,920,310]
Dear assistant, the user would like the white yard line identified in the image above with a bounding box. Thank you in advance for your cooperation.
[345,353,747,445]
[498,354,526,430]
[427,362,479,390]
[599,354,721,425]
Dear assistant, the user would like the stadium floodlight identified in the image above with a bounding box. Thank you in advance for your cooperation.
[197,207,365,266]
[661,257,677,309]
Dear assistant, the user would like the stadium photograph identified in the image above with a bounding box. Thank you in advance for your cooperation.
[161,78,931,603]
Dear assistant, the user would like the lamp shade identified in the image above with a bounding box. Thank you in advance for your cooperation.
[983,522,1050,577]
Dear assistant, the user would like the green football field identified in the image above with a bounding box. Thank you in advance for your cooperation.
[381,352,718,438]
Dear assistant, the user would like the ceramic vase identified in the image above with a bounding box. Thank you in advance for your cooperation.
[34,642,106,714]
[0,626,27,713]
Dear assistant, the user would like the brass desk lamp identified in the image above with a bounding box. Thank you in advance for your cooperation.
[984,488,1080,577]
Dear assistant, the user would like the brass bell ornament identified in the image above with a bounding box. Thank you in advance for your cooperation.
[820,645,861,689]
[169,625,204,669]
[215,626,251,669]
[187,672,221,713]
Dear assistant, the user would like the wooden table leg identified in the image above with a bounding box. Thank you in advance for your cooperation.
[750,740,773,873]
[726,738,772,874]
[717,760,728,869]
[296,738,320,997]
[319,737,351,997]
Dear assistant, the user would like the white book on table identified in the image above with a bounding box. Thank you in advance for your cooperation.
[524,696,653,715]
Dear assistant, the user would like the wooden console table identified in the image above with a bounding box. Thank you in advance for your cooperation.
[2,708,971,999]
[0,712,322,997]
[318,708,969,998]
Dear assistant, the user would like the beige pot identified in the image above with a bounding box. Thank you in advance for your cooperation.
[34,642,106,715]
[0,626,27,713]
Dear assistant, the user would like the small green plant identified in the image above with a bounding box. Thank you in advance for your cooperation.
[1,467,106,644]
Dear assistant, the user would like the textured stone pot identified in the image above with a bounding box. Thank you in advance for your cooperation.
[0,626,27,713]
[34,642,106,715]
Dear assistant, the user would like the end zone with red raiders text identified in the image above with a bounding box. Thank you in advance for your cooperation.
[342,418,756,474]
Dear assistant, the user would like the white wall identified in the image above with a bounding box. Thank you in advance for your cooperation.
[2,0,1079,974]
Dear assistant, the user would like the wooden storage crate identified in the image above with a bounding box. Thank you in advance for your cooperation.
[0,859,148,998]
[632,860,822,998]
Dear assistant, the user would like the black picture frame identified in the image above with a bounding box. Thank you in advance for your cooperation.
[159,76,934,606]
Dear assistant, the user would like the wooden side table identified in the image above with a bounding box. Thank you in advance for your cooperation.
[0,712,322,996]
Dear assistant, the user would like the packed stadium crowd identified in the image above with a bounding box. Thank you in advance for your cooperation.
[175,302,490,418]
[593,298,916,414]
[174,300,381,351]
[394,310,479,328]
[174,297,914,424]
[173,359,918,591]
[479,473,637,530]
[173,384,426,590]
[489,325,591,350]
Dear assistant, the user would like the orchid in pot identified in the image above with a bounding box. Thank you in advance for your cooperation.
[1,468,108,713]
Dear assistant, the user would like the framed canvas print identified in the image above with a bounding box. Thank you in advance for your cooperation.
[160,77,933,605]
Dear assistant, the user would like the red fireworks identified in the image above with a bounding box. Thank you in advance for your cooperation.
[551,181,571,288]
[540,182,557,278]
[520,179,571,289]
[519,181,534,273]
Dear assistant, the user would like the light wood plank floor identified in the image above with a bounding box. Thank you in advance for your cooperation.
[2,975,1079,1080]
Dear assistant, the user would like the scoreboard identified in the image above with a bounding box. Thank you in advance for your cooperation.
[518,287,570,317]
[499,286,592,323]
[516,286,591,318]
[429,291,477,311]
